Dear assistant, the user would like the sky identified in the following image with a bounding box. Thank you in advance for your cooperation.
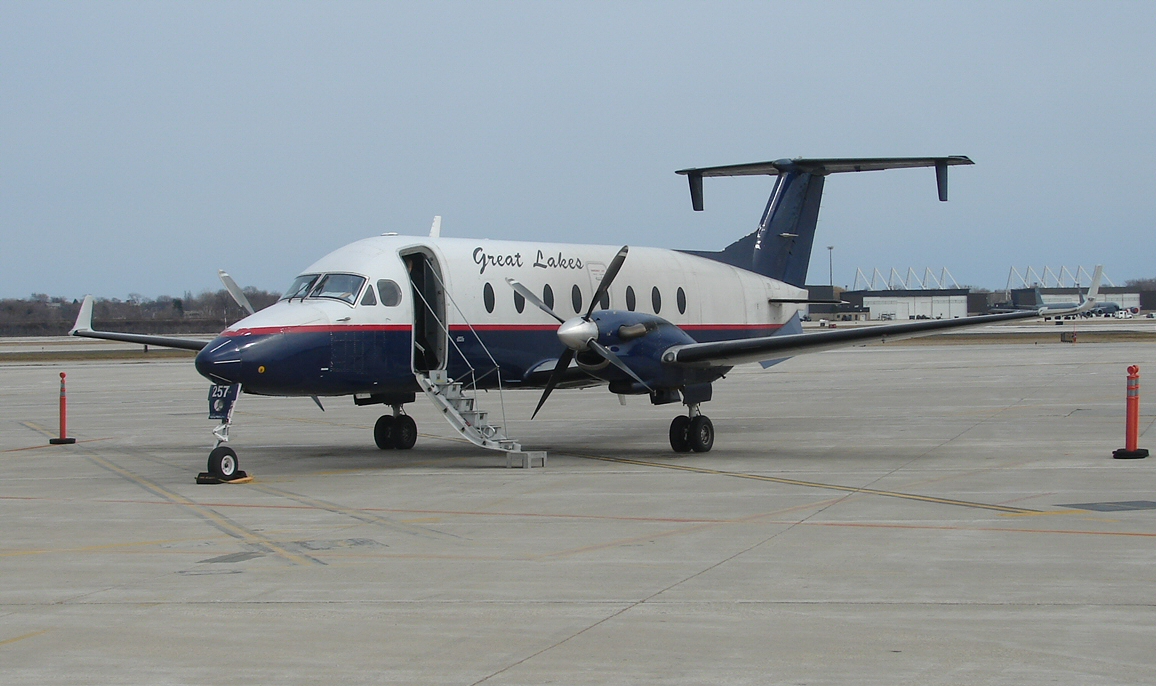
[2,1,1154,300]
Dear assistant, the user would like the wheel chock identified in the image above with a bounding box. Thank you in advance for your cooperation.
[195,470,251,485]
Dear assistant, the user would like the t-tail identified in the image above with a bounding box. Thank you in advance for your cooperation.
[678,157,973,287]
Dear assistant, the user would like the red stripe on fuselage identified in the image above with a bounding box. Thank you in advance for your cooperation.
[448,324,560,332]
[222,324,412,337]
[222,322,783,336]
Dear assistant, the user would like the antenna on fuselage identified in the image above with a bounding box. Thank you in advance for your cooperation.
[429,216,442,238]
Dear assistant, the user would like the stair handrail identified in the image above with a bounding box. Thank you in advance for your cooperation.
[418,269,510,439]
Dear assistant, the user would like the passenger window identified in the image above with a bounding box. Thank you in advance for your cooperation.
[377,280,402,307]
[677,287,686,314]
[361,286,377,306]
[484,283,495,313]
[514,290,525,313]
[571,284,582,314]
[652,287,662,314]
[598,291,609,310]
[625,286,636,312]
[543,284,554,310]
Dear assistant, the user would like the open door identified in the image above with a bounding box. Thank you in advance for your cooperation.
[401,249,447,373]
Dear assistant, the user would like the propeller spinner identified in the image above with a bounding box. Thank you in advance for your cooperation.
[506,246,651,419]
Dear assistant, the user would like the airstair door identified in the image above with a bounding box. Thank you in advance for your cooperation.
[402,250,448,374]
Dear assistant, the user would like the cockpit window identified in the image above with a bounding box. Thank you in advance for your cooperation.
[281,274,320,300]
[360,286,377,306]
[308,273,367,305]
[377,279,402,307]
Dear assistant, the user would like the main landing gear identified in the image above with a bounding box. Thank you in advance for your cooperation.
[374,405,418,450]
[669,403,714,453]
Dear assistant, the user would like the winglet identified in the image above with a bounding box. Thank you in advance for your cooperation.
[69,295,94,335]
[429,215,442,238]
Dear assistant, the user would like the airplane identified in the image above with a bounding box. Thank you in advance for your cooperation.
[990,287,1117,316]
[67,156,1103,480]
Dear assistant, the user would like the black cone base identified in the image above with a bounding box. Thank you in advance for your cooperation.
[49,437,76,445]
[196,470,250,484]
[1112,448,1149,460]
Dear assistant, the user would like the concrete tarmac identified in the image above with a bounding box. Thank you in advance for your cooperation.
[2,341,1155,684]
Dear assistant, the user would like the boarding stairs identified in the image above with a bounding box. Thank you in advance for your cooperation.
[410,268,545,467]
[416,370,545,468]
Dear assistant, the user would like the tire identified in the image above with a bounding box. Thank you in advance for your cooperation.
[208,446,239,478]
[669,415,691,453]
[392,415,418,450]
[374,415,395,450]
[688,415,714,453]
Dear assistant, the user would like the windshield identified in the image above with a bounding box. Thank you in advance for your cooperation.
[281,274,320,300]
[308,273,367,305]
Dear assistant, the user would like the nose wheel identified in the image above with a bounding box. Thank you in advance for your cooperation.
[208,446,240,478]
[669,405,713,453]
[374,406,417,450]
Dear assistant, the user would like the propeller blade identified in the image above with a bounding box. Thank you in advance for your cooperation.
[218,270,255,315]
[585,245,629,319]
[531,348,574,419]
[506,278,565,323]
[588,339,651,390]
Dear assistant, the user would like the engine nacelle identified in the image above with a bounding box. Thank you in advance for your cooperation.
[582,310,729,392]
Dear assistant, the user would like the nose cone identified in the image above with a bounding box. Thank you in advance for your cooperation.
[557,317,598,351]
[195,336,243,385]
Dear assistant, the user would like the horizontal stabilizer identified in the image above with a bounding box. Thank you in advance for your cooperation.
[676,156,973,210]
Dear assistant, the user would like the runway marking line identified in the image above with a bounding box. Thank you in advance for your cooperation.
[561,452,1040,514]
[0,630,49,648]
[79,451,319,567]
[12,424,321,567]
[536,496,848,560]
[247,483,465,541]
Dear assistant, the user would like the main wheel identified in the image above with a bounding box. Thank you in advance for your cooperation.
[688,415,714,453]
[374,415,395,450]
[669,415,691,453]
[392,414,418,450]
[208,446,239,478]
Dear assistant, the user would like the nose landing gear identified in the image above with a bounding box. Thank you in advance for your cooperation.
[197,383,250,484]
[669,403,714,453]
[374,405,418,450]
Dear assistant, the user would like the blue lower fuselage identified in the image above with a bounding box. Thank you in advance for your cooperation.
[194,322,781,397]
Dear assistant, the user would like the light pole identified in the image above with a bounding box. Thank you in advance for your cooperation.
[827,245,834,287]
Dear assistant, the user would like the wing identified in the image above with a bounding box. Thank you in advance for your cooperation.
[665,265,1103,368]
[662,309,1040,367]
[69,295,211,352]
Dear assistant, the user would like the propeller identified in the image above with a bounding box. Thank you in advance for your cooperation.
[507,246,651,419]
[218,270,255,315]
